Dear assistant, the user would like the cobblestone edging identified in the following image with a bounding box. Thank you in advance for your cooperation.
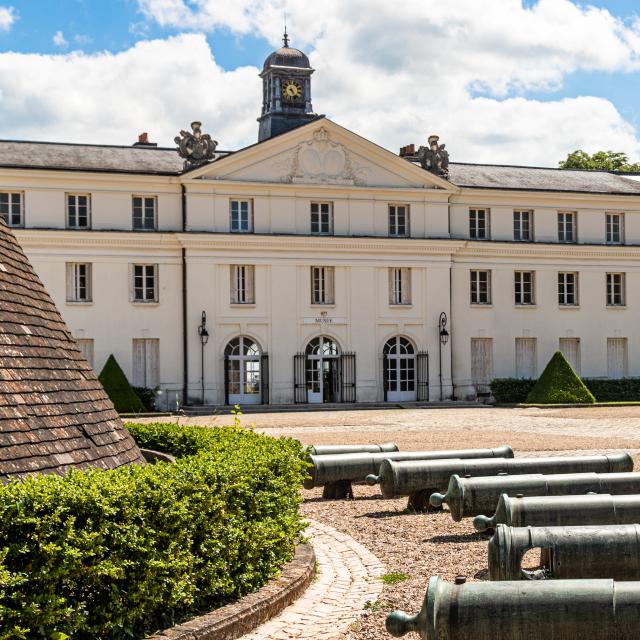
[150,542,316,640]
[240,519,385,640]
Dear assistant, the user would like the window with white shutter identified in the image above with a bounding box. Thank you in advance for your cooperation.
[311,266,334,304]
[513,210,533,241]
[558,211,577,243]
[558,272,578,306]
[606,273,625,306]
[514,271,535,305]
[389,204,409,237]
[310,202,333,235]
[559,337,581,375]
[471,338,493,390]
[132,338,159,388]
[606,213,624,244]
[607,338,628,379]
[76,338,95,368]
[66,263,92,302]
[230,265,255,304]
[388,267,411,305]
[470,270,491,304]
[230,199,253,232]
[131,264,158,302]
[515,337,536,379]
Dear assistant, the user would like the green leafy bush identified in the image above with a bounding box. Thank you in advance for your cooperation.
[583,378,640,402]
[526,351,595,404]
[0,425,307,640]
[98,354,145,413]
[490,378,536,404]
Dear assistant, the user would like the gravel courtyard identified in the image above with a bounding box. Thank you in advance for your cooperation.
[137,406,640,639]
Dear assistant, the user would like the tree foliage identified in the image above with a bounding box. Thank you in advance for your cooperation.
[559,150,640,173]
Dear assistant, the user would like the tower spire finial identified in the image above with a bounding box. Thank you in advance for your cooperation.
[283,14,289,47]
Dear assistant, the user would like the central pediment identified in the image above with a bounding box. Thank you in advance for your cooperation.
[185,119,457,191]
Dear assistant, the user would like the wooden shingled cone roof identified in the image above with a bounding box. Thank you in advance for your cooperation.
[0,219,144,479]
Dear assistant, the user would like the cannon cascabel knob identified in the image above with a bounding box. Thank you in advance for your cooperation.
[429,492,446,507]
[385,610,419,637]
[365,474,380,486]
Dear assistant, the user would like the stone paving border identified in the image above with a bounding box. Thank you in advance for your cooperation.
[241,519,385,640]
[150,543,316,640]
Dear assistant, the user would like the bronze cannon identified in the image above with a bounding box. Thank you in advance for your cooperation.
[475,492,640,532]
[367,453,632,512]
[308,442,398,455]
[489,523,640,581]
[433,469,640,521]
[386,576,640,639]
[304,445,513,499]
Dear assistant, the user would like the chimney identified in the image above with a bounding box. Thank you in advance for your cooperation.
[133,132,157,148]
[399,144,415,157]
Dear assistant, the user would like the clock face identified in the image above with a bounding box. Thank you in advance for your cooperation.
[282,79,303,101]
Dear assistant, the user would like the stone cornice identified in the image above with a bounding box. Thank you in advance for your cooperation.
[453,188,640,206]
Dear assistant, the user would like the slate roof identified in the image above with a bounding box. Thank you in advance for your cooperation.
[1,138,640,195]
[0,219,144,479]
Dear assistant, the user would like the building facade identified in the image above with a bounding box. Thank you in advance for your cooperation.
[2,40,640,408]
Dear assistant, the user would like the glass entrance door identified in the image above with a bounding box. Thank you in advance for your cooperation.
[384,336,416,402]
[225,336,262,405]
[305,336,340,403]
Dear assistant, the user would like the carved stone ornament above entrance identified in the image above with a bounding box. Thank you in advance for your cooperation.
[278,127,368,185]
[175,121,218,170]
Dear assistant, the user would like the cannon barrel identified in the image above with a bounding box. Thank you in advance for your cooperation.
[437,470,640,521]
[309,442,399,455]
[386,576,640,639]
[303,445,513,490]
[489,523,640,581]
[475,492,640,533]
[369,452,632,500]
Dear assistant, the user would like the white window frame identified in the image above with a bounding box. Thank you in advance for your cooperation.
[131,264,158,303]
[230,265,255,304]
[310,202,333,235]
[470,270,491,304]
[469,208,489,240]
[230,199,253,233]
[606,212,624,245]
[132,195,157,231]
[66,193,91,229]
[389,204,410,237]
[514,271,535,305]
[389,267,411,305]
[66,263,92,303]
[0,191,24,227]
[558,272,578,306]
[513,210,533,241]
[558,211,577,243]
[311,266,335,305]
[606,272,625,307]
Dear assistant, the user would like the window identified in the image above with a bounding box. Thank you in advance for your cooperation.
[470,270,491,304]
[311,266,334,304]
[559,337,581,374]
[132,264,158,302]
[230,265,255,304]
[558,272,578,306]
[65,263,92,302]
[230,199,253,233]
[469,208,489,239]
[67,194,90,229]
[389,267,411,305]
[0,192,23,227]
[76,338,95,368]
[515,337,537,379]
[558,211,576,243]
[513,210,533,241]
[132,196,157,230]
[310,202,333,235]
[607,338,628,379]
[132,338,159,388]
[514,271,535,305]
[389,204,409,237]
[606,272,625,306]
[606,213,624,244]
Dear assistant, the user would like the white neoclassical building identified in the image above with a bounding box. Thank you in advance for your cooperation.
[2,39,640,408]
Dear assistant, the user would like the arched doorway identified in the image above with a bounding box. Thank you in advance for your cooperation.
[305,336,341,403]
[224,336,263,405]
[383,336,417,402]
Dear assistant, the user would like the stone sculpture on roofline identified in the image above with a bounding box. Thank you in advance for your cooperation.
[418,134,450,179]
[175,121,218,170]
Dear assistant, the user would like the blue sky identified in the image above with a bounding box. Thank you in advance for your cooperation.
[0,0,639,165]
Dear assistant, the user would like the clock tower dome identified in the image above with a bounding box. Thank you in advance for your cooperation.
[258,31,316,142]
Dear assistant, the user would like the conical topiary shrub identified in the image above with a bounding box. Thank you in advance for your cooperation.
[98,354,145,413]
[526,351,595,404]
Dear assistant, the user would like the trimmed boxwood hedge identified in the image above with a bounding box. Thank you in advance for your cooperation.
[0,424,307,640]
[98,354,145,414]
[492,375,640,404]
[526,351,595,404]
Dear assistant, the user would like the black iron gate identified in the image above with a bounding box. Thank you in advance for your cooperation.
[416,351,429,401]
[223,354,230,405]
[293,353,307,404]
[382,354,389,402]
[260,353,269,405]
[340,352,356,403]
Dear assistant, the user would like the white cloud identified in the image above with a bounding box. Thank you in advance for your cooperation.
[52,30,68,48]
[131,0,640,164]
[0,6,16,32]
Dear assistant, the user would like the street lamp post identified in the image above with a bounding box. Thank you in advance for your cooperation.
[438,311,449,401]
[197,311,209,404]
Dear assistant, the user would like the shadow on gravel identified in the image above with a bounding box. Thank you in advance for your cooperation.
[303,494,386,504]
[427,532,485,543]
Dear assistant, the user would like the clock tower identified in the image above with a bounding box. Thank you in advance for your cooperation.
[258,31,316,142]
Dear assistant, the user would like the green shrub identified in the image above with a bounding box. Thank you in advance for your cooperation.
[490,378,536,404]
[526,351,595,404]
[98,354,145,413]
[0,425,307,640]
[132,387,157,412]
[584,378,640,402]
